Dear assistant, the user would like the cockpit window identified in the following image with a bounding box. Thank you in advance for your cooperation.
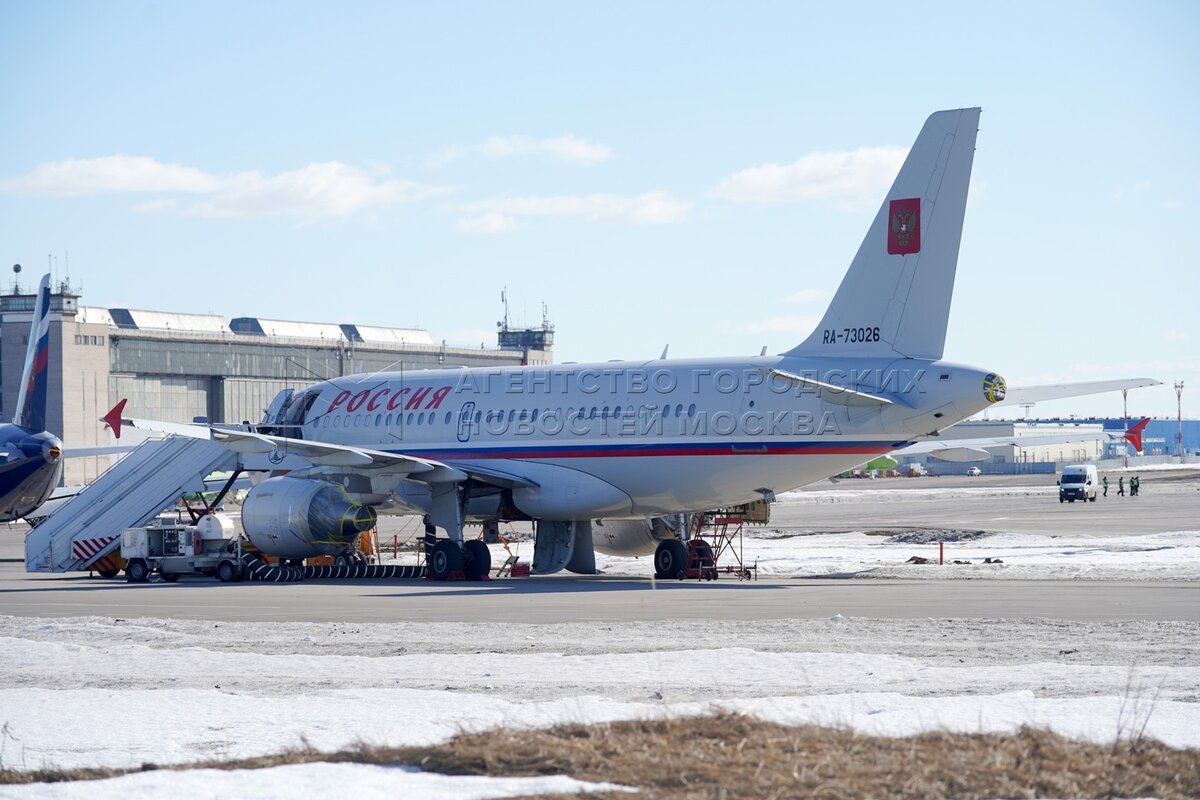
[262,389,321,439]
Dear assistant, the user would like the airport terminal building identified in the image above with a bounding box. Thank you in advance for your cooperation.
[0,279,553,484]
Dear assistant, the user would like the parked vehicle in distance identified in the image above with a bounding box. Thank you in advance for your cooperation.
[1058,464,1099,503]
[966,466,982,477]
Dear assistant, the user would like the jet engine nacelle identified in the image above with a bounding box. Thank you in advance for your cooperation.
[241,476,377,559]
[511,465,632,520]
[591,516,682,557]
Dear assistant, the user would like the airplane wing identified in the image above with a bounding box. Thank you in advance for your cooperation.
[61,444,140,458]
[111,410,538,489]
[994,378,1161,408]
[895,430,1127,462]
[210,429,541,488]
[209,428,451,474]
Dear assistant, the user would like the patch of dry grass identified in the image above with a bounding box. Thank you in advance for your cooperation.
[3,714,1197,798]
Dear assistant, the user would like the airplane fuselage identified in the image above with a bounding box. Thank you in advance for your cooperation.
[270,354,1000,519]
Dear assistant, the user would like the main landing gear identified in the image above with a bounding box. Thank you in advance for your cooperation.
[654,538,717,581]
[423,519,492,581]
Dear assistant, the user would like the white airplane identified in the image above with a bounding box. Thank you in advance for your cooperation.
[109,108,1154,580]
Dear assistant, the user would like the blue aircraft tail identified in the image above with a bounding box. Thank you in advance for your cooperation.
[13,274,52,432]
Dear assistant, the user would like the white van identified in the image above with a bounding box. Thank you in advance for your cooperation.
[1058,464,1099,503]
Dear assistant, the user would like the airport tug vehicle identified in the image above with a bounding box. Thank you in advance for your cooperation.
[120,514,245,583]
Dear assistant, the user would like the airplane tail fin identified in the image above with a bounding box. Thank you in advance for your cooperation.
[1124,417,1151,453]
[13,274,52,432]
[784,108,980,360]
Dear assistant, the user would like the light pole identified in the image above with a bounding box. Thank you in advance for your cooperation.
[1176,381,1185,461]
[1122,387,1129,468]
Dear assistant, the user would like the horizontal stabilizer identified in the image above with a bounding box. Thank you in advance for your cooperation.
[768,369,895,407]
[896,429,1129,460]
[921,446,992,462]
[993,378,1161,408]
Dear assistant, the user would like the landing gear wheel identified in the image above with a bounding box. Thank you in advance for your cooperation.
[428,539,463,581]
[654,539,688,580]
[160,571,181,583]
[334,553,352,568]
[462,540,491,580]
[126,559,149,583]
[216,560,239,583]
[97,568,120,579]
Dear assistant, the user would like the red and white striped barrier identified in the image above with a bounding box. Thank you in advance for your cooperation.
[72,536,117,562]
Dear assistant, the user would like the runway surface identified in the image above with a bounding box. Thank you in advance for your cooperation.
[0,569,1196,622]
[2,469,1197,624]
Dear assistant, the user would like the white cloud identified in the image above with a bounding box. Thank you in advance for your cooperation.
[1,156,446,221]
[433,135,614,167]
[0,155,220,196]
[784,288,831,304]
[461,191,690,225]
[741,315,821,336]
[1164,330,1190,343]
[713,146,907,205]
[132,198,177,214]
[456,212,518,234]
[190,163,446,220]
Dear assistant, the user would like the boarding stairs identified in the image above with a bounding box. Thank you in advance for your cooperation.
[25,436,236,573]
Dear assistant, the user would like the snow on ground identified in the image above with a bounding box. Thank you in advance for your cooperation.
[376,528,1200,581]
[588,528,1200,580]
[4,475,1198,795]
[779,485,1061,503]
[1,614,1197,781]
[711,529,1200,580]
[1109,463,1200,472]
[1,763,633,800]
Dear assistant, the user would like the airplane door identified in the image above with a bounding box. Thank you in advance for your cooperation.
[457,401,476,443]
[385,381,405,442]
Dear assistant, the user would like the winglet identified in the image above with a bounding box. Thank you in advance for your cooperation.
[1124,417,1151,453]
[102,399,128,439]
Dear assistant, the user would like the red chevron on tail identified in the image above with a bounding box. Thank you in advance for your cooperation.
[1124,417,1151,453]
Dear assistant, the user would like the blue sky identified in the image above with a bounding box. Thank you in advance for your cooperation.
[2,1,1196,418]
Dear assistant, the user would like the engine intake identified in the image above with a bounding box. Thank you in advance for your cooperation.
[241,476,377,559]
